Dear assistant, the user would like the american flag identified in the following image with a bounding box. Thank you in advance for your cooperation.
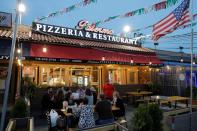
[152,0,190,41]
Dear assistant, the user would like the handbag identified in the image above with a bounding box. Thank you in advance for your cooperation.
[56,117,66,128]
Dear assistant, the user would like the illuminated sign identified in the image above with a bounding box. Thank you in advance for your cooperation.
[32,22,138,46]
[76,20,113,35]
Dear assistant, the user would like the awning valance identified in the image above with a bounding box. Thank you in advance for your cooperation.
[29,43,161,64]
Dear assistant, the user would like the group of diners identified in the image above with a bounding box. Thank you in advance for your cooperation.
[41,86,125,129]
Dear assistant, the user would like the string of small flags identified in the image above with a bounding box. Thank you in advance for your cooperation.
[35,0,97,22]
[93,0,181,26]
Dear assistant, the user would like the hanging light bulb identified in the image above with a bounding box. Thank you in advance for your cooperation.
[130,59,134,64]
[180,58,183,62]
[17,48,21,54]
[149,61,152,65]
[102,56,105,61]
[43,47,47,53]
[193,62,196,65]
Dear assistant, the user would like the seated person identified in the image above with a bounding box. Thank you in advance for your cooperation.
[78,98,95,129]
[85,88,94,105]
[95,94,114,125]
[113,91,125,118]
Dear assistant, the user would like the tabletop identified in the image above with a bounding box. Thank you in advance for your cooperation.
[126,91,152,96]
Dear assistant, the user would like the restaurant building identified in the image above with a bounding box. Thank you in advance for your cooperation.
[0,22,161,100]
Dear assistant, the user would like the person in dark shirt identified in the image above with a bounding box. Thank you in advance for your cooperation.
[41,87,55,115]
[95,94,114,125]
[113,91,125,118]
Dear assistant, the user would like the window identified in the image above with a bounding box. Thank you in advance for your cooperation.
[130,72,135,83]
[40,66,66,86]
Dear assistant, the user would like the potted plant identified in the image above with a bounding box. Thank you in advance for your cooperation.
[8,97,34,130]
[147,83,161,95]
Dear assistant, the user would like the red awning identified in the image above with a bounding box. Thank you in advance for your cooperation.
[29,43,161,64]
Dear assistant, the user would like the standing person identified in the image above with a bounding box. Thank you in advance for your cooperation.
[85,88,93,105]
[102,80,114,100]
[113,91,125,118]
[41,87,55,115]
[78,98,95,129]
[90,86,97,105]
[55,90,64,109]
[95,94,114,125]
[76,87,85,98]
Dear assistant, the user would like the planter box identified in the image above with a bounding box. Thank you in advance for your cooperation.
[5,117,34,131]
[164,109,197,131]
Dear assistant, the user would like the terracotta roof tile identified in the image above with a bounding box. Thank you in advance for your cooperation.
[0,25,154,53]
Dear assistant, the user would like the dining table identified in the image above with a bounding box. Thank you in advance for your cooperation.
[126,91,153,103]
[150,95,189,108]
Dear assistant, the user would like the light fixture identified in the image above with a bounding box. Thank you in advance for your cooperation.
[180,58,183,62]
[166,65,170,70]
[149,61,152,65]
[18,3,26,13]
[17,48,21,54]
[193,62,196,65]
[123,25,131,33]
[130,59,134,64]
[43,47,47,53]
[102,56,105,61]
[17,59,21,66]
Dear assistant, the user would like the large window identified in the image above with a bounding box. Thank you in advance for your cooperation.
[23,66,37,83]
[71,67,91,87]
[40,66,66,86]
[108,69,121,84]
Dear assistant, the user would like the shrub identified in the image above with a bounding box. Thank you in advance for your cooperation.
[21,77,36,99]
[147,83,161,95]
[184,87,197,99]
[132,104,163,131]
[10,97,28,118]
[132,104,153,131]
[148,104,163,131]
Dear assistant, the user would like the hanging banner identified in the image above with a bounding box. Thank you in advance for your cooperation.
[93,0,180,26]
[32,22,138,46]
[35,0,97,22]
[0,12,12,28]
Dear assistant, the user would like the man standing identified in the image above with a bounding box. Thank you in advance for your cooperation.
[102,80,114,100]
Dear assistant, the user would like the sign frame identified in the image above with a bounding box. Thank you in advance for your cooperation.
[32,22,140,46]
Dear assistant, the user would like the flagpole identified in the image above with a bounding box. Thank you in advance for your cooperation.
[189,0,193,130]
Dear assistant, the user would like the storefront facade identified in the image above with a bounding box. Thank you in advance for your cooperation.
[0,23,161,99]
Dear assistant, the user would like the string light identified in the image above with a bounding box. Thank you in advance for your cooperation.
[17,48,21,54]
